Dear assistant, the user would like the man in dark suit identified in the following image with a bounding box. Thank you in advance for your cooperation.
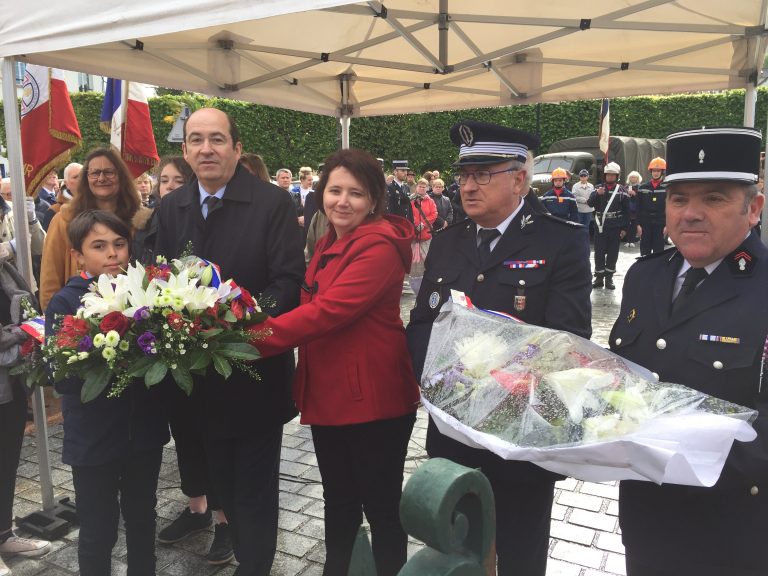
[155,108,304,576]
[610,127,768,576]
[407,120,592,576]
[386,160,413,222]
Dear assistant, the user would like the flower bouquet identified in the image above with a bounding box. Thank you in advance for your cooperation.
[420,292,758,486]
[42,256,267,403]
[10,297,48,389]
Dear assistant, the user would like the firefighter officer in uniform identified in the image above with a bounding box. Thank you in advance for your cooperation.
[637,157,668,256]
[610,127,768,576]
[386,159,414,223]
[540,167,579,222]
[589,162,631,289]
[406,120,592,576]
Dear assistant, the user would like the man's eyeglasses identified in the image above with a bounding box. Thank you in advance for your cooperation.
[457,168,519,185]
[87,169,118,180]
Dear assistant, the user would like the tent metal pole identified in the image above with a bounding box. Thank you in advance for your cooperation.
[744,82,757,127]
[1,57,55,512]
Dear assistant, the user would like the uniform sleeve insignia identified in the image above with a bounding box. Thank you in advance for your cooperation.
[429,291,441,309]
[627,308,636,323]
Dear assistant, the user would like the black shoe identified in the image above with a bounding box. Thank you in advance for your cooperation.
[592,274,604,289]
[206,523,235,565]
[605,274,616,290]
[158,507,212,544]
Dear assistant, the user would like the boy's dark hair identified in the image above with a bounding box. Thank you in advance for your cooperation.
[68,210,132,253]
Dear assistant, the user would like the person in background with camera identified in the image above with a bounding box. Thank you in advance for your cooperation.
[410,178,438,278]
[588,162,631,290]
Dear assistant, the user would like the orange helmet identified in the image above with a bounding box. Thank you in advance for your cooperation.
[551,167,568,180]
[648,157,667,171]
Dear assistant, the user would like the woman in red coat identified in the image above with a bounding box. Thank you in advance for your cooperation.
[410,178,438,277]
[254,148,419,576]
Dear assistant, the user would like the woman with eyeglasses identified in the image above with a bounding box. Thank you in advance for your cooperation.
[39,148,151,309]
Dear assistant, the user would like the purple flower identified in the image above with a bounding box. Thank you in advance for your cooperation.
[78,335,93,352]
[133,306,151,322]
[137,331,157,355]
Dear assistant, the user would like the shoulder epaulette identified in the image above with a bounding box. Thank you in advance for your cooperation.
[541,212,584,227]
[434,217,471,235]
[637,246,677,261]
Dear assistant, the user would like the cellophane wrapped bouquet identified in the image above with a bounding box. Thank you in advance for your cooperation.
[420,292,758,486]
[40,256,267,402]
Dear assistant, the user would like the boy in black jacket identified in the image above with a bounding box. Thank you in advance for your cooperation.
[45,210,169,576]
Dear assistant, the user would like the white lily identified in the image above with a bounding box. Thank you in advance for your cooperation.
[80,274,129,318]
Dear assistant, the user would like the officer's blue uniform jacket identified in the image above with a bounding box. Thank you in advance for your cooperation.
[609,230,768,575]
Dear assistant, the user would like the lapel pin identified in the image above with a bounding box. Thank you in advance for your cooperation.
[520,215,534,230]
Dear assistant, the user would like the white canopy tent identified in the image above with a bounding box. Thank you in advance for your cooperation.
[3,0,767,119]
[1,0,767,518]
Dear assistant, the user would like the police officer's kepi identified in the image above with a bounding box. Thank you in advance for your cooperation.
[450,120,540,166]
[392,160,409,171]
[664,127,761,184]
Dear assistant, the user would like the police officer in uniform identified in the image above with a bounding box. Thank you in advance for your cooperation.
[540,167,579,222]
[589,162,630,289]
[637,157,668,256]
[406,120,592,576]
[610,127,768,576]
[386,160,414,223]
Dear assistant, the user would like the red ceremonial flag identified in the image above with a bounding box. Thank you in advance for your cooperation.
[20,66,82,196]
[101,79,159,178]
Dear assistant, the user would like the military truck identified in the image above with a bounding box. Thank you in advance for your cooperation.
[532,136,666,193]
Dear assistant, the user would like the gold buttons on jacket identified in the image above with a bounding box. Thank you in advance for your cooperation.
[656,339,666,350]
[652,372,660,381]
[713,361,724,370]
[519,280,526,286]
[751,486,759,496]
[615,338,622,346]
[477,274,485,282]
[437,277,443,283]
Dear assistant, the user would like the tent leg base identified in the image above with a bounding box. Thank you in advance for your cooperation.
[15,497,78,540]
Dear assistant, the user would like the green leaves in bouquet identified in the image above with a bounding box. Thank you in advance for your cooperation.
[212,353,232,379]
[10,363,48,390]
[144,361,169,388]
[217,342,261,361]
[81,365,113,403]
[171,365,194,395]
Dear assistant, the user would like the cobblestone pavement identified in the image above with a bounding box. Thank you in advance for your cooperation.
[7,244,643,576]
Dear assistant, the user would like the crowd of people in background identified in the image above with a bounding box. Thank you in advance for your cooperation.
[0,111,765,576]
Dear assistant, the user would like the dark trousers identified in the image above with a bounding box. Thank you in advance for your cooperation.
[71,447,163,576]
[311,412,416,576]
[205,427,282,576]
[594,227,622,273]
[163,383,219,509]
[639,221,665,256]
[0,380,27,533]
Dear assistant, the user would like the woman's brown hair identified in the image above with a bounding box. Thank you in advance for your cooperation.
[72,148,141,223]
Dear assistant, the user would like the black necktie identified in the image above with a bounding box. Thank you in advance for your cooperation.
[477,229,500,265]
[203,195,219,219]
[672,267,708,314]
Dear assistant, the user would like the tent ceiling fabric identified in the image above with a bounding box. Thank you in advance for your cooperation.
[2,0,766,117]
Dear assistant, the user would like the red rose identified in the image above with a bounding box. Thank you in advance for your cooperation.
[146,264,171,282]
[60,315,90,338]
[167,312,185,331]
[230,300,244,320]
[205,305,219,318]
[239,288,256,310]
[491,369,539,396]
[20,337,36,357]
[99,311,131,336]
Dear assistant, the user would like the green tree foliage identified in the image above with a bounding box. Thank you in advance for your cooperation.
[1,89,766,176]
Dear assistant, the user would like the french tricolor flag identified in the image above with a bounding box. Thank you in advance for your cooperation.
[598,98,610,163]
[100,78,159,178]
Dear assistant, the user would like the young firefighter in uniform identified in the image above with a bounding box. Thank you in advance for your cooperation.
[540,167,579,222]
[589,162,630,289]
[637,157,668,256]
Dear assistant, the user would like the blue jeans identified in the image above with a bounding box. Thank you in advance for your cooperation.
[576,211,593,229]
